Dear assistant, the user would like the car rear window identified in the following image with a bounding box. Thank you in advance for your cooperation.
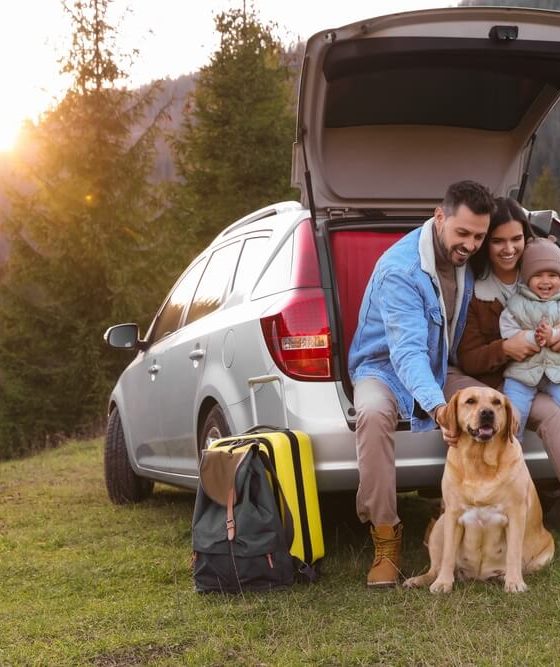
[252,234,294,299]
[323,37,560,131]
[231,236,270,293]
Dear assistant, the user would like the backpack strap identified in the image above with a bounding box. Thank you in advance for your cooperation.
[226,487,236,541]
[257,449,295,552]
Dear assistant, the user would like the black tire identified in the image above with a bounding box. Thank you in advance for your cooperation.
[199,404,231,453]
[104,408,154,505]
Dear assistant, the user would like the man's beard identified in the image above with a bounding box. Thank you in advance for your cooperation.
[448,245,471,265]
[435,228,469,266]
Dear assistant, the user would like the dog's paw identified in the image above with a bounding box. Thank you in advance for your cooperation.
[429,578,453,594]
[504,578,528,593]
[403,576,421,589]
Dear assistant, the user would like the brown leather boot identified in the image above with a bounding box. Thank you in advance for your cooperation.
[367,523,402,588]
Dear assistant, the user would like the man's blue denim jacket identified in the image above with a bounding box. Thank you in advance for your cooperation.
[348,218,474,431]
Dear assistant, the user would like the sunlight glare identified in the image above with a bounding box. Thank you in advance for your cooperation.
[0,113,24,153]
[0,3,67,154]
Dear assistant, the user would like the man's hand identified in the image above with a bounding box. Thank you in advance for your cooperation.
[502,331,539,361]
[536,319,553,347]
[435,404,458,447]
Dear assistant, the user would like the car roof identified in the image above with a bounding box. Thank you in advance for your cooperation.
[210,201,304,246]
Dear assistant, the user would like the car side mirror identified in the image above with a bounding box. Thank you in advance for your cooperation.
[104,323,147,350]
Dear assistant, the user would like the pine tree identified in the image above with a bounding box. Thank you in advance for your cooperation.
[172,5,297,249]
[0,0,181,458]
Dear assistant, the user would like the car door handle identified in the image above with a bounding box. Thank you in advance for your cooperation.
[148,364,161,374]
[189,349,205,361]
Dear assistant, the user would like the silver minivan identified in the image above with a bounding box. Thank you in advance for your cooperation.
[104,6,560,503]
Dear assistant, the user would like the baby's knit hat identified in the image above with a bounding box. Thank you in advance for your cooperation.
[520,236,560,284]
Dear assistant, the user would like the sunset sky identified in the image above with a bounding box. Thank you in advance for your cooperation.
[0,0,456,152]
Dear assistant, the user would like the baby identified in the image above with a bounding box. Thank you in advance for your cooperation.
[500,236,560,440]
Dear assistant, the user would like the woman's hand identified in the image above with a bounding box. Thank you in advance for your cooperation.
[502,331,539,361]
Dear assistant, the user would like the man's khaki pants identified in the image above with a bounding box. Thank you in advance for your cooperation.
[354,367,560,526]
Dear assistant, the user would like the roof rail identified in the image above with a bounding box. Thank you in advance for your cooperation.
[219,201,303,238]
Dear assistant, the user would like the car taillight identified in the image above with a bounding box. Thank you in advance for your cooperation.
[261,289,333,381]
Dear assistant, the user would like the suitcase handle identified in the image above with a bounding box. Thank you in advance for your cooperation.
[247,374,289,429]
[244,424,287,435]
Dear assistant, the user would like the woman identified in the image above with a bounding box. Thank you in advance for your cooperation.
[459,197,536,386]
[455,196,560,479]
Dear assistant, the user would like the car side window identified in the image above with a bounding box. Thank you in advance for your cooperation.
[231,236,270,294]
[185,242,241,325]
[252,233,294,299]
[150,259,206,344]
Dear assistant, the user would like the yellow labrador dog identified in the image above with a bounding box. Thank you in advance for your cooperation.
[404,387,554,593]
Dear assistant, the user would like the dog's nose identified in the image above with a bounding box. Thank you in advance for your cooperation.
[480,408,494,422]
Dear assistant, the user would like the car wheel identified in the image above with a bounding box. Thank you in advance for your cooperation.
[104,408,154,505]
[199,404,231,452]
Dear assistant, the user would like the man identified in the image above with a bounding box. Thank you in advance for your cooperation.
[348,180,496,587]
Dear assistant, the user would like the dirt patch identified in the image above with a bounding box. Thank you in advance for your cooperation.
[91,642,193,666]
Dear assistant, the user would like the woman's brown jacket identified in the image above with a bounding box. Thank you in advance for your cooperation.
[457,277,509,389]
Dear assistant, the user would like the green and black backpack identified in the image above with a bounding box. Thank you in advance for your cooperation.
[192,443,294,593]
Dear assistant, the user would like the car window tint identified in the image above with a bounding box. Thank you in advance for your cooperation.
[251,233,294,299]
[232,236,270,294]
[150,259,205,344]
[186,242,241,325]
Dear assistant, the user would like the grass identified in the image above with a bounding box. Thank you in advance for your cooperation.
[2,440,560,666]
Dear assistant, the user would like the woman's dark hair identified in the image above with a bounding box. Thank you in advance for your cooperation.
[470,196,534,280]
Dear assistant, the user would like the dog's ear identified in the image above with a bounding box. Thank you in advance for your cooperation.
[503,395,519,443]
[439,391,460,434]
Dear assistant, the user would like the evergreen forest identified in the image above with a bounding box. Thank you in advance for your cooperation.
[1,0,560,459]
[0,0,298,459]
